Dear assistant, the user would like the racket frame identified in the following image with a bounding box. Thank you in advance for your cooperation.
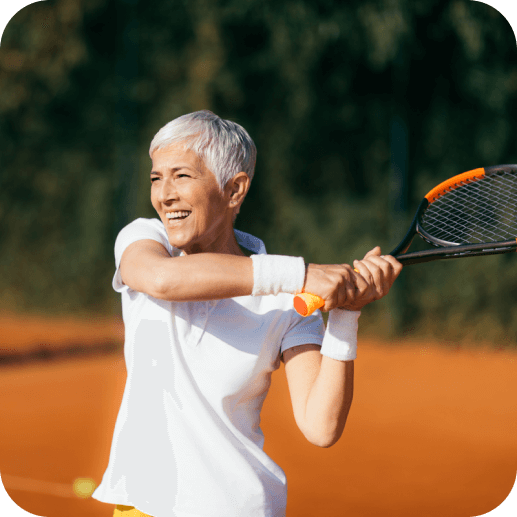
[293,164,517,316]
[390,165,517,265]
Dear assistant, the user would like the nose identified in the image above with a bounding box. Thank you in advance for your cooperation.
[157,177,179,204]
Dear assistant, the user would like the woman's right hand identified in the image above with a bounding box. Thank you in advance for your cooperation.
[303,263,368,312]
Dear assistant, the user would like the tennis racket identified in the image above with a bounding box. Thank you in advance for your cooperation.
[294,164,517,317]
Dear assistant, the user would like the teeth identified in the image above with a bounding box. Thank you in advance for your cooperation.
[166,211,191,220]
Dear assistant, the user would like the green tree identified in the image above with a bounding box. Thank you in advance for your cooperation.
[1,0,516,345]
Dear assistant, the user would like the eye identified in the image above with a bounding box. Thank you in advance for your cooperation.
[177,173,190,179]
[151,177,160,182]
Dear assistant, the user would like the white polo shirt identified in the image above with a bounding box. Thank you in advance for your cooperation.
[92,218,324,517]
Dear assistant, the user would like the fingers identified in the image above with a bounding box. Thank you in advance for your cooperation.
[327,264,368,311]
[353,253,402,301]
[303,251,403,313]
[304,263,358,312]
[332,265,358,310]
[353,257,384,300]
[363,246,381,260]
[341,267,368,308]
[381,254,404,278]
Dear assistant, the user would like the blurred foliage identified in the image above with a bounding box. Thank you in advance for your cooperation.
[1,0,517,345]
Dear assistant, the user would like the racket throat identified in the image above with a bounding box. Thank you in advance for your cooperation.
[389,198,429,256]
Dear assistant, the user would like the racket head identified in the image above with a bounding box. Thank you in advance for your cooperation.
[416,164,517,247]
[298,164,517,316]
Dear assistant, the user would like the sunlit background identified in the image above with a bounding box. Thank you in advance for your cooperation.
[0,0,516,340]
[1,1,516,516]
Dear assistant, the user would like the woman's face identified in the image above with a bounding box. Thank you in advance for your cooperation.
[150,143,235,254]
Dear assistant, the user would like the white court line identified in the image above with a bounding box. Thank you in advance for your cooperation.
[1,474,74,499]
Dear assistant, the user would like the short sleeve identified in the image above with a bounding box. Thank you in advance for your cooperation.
[112,218,172,293]
[280,309,325,354]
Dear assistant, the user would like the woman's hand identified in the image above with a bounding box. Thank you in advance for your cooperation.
[304,262,367,312]
[349,246,403,311]
[304,247,403,312]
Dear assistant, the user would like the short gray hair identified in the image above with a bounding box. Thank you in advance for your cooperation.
[149,110,256,189]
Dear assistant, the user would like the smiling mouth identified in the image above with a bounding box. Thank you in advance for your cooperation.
[166,211,191,221]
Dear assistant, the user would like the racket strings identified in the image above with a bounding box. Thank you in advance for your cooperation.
[420,170,517,244]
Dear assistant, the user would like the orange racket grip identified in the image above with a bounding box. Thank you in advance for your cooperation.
[294,293,325,317]
[294,268,360,316]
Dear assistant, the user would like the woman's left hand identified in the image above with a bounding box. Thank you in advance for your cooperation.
[340,246,403,311]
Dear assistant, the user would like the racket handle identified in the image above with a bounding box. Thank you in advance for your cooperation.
[294,268,360,317]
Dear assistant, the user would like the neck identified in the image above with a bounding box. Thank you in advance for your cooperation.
[183,224,247,256]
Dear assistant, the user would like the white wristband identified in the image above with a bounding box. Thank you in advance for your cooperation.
[250,254,306,296]
[320,309,361,361]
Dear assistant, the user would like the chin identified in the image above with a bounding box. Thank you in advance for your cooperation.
[164,232,192,252]
[166,237,189,250]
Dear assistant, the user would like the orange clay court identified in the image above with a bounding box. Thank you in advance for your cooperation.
[0,312,516,517]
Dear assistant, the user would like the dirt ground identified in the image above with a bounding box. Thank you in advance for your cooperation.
[0,312,516,517]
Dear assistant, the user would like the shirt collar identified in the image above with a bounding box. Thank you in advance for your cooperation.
[234,229,267,255]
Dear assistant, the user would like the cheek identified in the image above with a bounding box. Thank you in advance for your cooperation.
[206,198,228,223]
[193,187,226,216]
[151,192,160,211]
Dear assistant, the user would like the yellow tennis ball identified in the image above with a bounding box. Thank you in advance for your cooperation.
[73,478,96,498]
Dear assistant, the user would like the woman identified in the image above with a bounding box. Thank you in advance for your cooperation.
[92,110,402,517]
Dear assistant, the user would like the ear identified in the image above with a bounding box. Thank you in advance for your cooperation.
[227,172,250,212]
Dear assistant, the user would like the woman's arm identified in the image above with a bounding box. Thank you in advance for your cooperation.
[118,238,371,306]
[283,248,403,448]
[119,240,254,301]
[283,345,354,448]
